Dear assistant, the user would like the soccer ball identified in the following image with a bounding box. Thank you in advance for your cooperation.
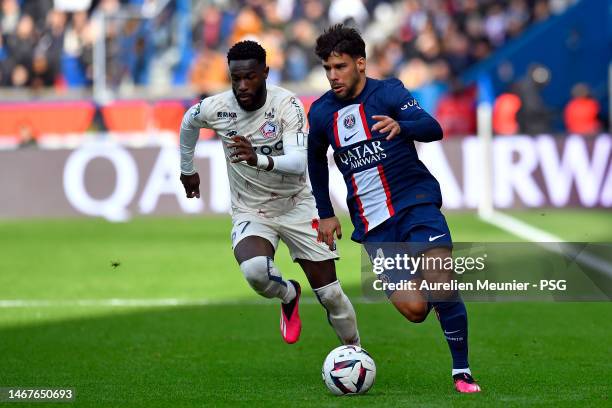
[321,345,376,395]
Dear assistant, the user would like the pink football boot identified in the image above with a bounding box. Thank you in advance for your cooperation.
[453,372,482,393]
[280,280,301,344]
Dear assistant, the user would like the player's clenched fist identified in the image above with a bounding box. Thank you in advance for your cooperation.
[180,172,201,198]
[228,135,257,166]
[317,216,342,250]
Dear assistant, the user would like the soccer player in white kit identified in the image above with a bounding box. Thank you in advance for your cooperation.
[179,40,359,345]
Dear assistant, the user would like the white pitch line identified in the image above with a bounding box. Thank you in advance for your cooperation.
[480,209,612,277]
[0,297,337,309]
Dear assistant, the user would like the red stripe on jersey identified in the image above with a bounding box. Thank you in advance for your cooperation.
[359,104,372,140]
[350,174,369,233]
[333,111,340,147]
[377,164,395,217]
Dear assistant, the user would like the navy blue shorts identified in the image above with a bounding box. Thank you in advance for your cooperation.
[363,203,453,296]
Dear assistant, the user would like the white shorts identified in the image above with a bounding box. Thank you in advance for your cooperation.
[230,196,338,262]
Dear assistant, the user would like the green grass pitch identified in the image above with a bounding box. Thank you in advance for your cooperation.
[0,210,610,407]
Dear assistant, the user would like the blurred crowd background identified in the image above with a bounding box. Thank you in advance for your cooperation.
[0,0,607,138]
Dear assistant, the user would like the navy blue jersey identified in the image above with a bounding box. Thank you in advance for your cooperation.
[307,77,444,242]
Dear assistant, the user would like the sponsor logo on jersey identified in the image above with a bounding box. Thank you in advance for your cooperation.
[344,131,358,142]
[336,141,387,170]
[264,108,275,120]
[259,121,278,139]
[217,111,238,118]
[289,97,305,132]
[253,140,283,155]
[343,114,356,129]
[193,101,203,117]
[400,98,421,110]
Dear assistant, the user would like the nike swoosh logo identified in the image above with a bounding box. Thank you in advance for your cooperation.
[444,329,460,335]
[344,132,358,142]
[429,233,446,242]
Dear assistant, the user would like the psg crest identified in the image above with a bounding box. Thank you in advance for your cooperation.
[343,114,356,129]
[259,121,278,139]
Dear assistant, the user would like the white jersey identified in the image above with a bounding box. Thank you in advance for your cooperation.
[180,85,310,217]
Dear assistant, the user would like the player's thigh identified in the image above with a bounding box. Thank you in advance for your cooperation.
[234,236,276,264]
[277,202,339,263]
[296,258,338,289]
[231,215,279,264]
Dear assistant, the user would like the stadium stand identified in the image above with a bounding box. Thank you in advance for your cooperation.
[0,0,605,139]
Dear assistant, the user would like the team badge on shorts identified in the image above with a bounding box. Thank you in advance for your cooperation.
[343,114,356,129]
[259,121,278,139]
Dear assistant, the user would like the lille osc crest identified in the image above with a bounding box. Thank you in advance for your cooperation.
[259,121,278,139]
[343,114,356,129]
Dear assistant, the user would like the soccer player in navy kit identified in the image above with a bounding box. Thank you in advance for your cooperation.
[307,25,481,393]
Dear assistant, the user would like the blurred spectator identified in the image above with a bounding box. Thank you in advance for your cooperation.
[30,9,66,88]
[299,0,328,31]
[515,64,553,135]
[564,83,601,135]
[532,0,551,22]
[444,32,473,75]
[117,18,152,85]
[398,57,431,90]
[260,29,285,84]
[189,48,229,98]
[63,10,95,85]
[435,78,477,137]
[493,89,522,135]
[192,4,223,50]
[11,64,29,87]
[21,0,53,28]
[1,0,20,36]
[283,19,318,82]
[5,14,36,85]
[505,0,529,38]
[409,58,450,114]
[484,4,507,46]
[230,7,263,44]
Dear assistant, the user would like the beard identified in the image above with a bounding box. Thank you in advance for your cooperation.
[233,83,266,111]
[333,71,361,100]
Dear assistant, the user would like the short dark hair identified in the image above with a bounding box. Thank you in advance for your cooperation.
[227,40,266,64]
[315,24,366,61]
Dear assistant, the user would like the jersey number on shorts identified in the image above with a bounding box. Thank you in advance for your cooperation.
[231,221,251,246]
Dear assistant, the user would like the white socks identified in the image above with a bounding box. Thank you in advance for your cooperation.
[452,368,472,376]
[314,280,360,345]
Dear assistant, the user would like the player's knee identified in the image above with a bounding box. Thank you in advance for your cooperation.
[394,301,429,323]
[239,256,271,294]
